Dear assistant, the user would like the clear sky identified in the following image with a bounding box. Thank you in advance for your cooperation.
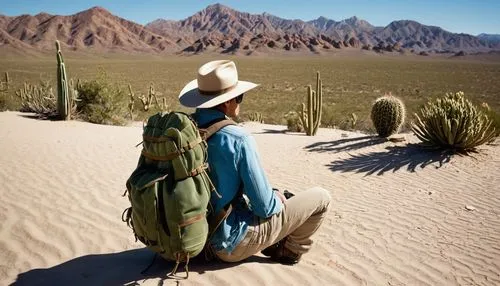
[1,0,499,35]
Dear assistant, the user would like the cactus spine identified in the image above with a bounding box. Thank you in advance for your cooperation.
[370,94,405,137]
[299,71,323,136]
[56,40,70,120]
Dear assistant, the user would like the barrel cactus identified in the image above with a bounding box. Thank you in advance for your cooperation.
[370,94,405,137]
[412,91,496,151]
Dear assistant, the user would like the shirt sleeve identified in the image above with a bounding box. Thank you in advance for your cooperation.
[237,135,282,218]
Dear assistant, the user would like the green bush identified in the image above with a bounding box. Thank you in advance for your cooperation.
[76,74,128,125]
[412,91,497,151]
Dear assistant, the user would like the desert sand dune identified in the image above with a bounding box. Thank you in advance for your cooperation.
[1,111,499,285]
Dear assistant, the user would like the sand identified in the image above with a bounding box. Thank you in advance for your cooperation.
[1,111,499,285]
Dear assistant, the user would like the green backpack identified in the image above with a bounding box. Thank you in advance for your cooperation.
[122,111,234,277]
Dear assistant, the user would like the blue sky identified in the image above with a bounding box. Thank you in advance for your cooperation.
[1,0,499,35]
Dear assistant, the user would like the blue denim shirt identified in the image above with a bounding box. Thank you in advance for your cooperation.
[193,108,282,253]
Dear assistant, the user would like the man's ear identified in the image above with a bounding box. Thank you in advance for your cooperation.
[217,100,231,113]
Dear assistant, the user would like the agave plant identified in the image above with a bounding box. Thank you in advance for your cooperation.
[412,91,497,152]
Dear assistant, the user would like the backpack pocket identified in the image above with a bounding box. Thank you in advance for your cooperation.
[125,168,169,253]
[178,215,208,256]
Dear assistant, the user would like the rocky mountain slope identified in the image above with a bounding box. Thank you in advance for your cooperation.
[1,3,498,55]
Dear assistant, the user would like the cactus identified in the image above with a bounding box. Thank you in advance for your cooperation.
[0,72,9,91]
[139,83,163,111]
[298,71,323,136]
[130,83,168,116]
[161,97,169,112]
[68,78,79,116]
[412,91,497,151]
[56,40,70,120]
[370,94,405,137]
[248,112,264,123]
[128,84,135,120]
[285,111,304,132]
[17,81,56,115]
[350,113,358,129]
[3,72,9,90]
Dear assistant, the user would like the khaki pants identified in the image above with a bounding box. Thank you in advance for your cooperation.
[216,187,331,262]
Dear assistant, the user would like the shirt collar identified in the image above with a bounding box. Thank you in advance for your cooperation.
[194,108,229,127]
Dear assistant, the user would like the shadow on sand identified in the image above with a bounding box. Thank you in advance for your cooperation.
[12,248,272,286]
[18,112,59,121]
[254,128,289,135]
[305,135,453,175]
[305,135,387,153]
[326,144,453,175]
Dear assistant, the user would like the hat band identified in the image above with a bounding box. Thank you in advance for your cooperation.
[198,83,237,96]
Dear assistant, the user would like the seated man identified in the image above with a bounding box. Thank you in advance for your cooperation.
[179,60,331,264]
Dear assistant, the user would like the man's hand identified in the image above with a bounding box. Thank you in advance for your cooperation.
[274,190,287,204]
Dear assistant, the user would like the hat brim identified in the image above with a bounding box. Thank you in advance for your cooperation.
[179,79,259,108]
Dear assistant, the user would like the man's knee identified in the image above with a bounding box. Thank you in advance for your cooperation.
[308,186,331,211]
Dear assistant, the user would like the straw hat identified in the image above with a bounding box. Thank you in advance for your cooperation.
[178,60,259,108]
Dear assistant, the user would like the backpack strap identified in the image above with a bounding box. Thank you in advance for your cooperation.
[199,118,237,140]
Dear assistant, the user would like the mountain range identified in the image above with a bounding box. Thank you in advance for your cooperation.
[1,3,499,56]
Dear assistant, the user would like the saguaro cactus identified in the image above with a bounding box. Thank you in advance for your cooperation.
[0,72,9,91]
[298,71,323,136]
[56,40,70,120]
[4,72,9,89]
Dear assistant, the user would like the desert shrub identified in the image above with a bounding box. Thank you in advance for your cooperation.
[76,73,128,125]
[248,112,264,123]
[412,91,497,151]
[336,113,358,131]
[17,81,57,117]
[0,93,8,111]
[481,102,500,136]
[0,87,16,111]
[370,94,405,137]
[284,111,304,132]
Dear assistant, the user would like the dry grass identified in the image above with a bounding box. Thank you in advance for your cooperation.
[1,53,499,133]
